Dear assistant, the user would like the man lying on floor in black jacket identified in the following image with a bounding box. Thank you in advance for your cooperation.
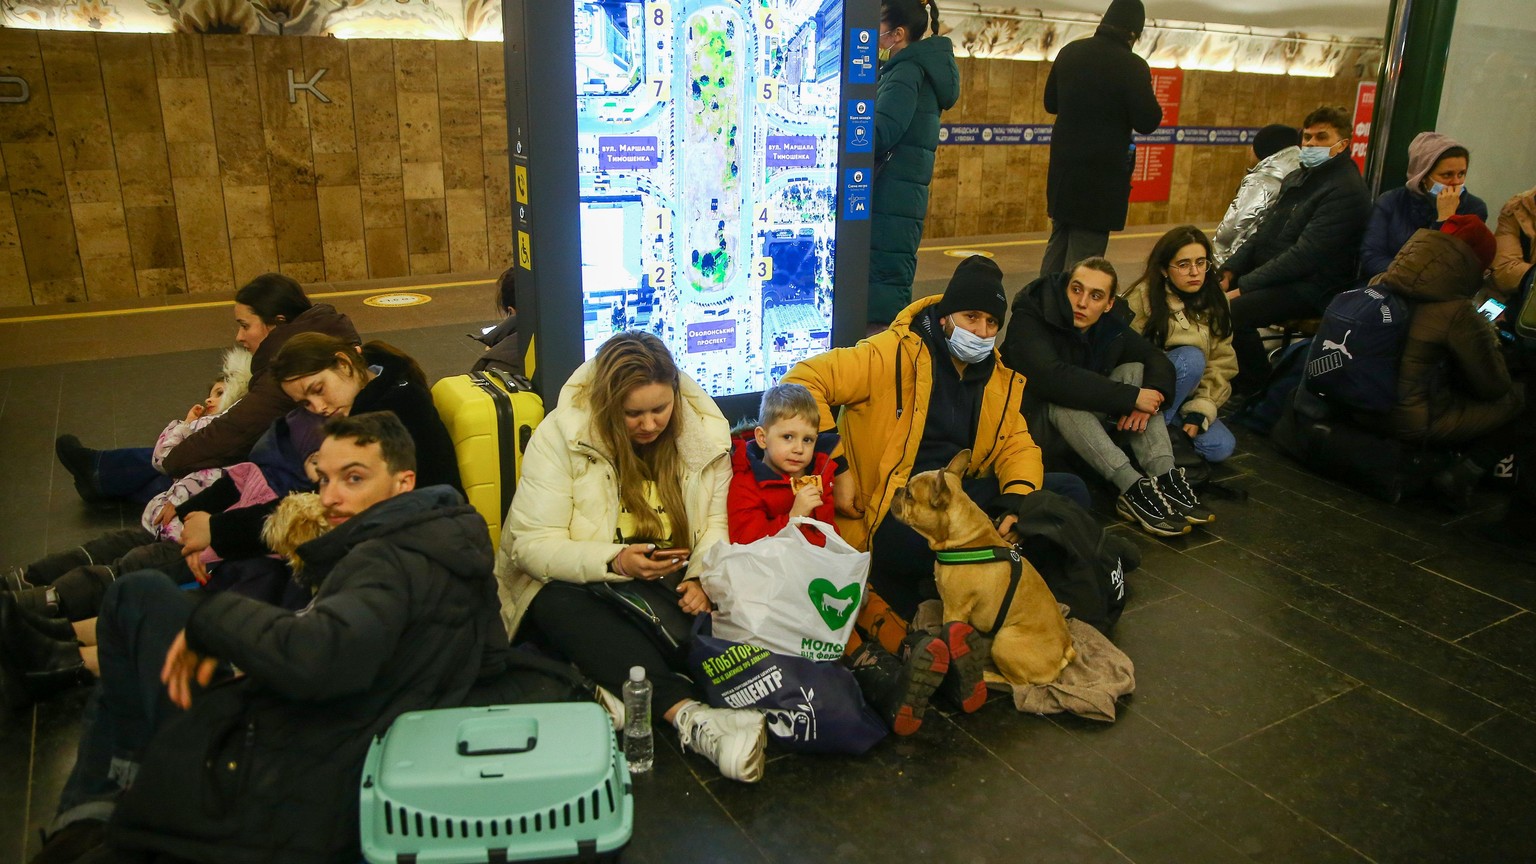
[32,411,511,864]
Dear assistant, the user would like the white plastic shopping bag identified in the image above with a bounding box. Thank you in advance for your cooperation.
[699,518,870,661]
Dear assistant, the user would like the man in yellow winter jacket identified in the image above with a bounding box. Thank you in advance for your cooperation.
[784,255,1072,617]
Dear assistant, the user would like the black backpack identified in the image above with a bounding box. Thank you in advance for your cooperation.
[1231,337,1312,435]
[1009,490,1139,637]
[1304,285,1410,413]
[1271,389,1449,504]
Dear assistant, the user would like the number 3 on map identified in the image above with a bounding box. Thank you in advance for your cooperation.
[753,257,773,281]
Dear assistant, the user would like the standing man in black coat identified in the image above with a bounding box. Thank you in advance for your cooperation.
[31,412,512,864]
[1040,0,1163,277]
[1220,105,1372,391]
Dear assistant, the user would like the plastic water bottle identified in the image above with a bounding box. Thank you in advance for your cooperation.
[622,666,653,774]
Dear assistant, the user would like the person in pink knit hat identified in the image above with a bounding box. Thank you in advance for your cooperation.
[1359,130,1490,278]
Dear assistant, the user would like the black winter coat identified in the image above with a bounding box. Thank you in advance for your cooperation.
[109,487,503,864]
[1223,150,1372,310]
[1002,272,1176,458]
[355,345,463,495]
[1044,31,1163,233]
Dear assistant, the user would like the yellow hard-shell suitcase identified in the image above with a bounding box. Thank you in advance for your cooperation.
[431,369,544,549]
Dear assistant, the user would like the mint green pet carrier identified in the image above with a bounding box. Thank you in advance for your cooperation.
[360,703,632,863]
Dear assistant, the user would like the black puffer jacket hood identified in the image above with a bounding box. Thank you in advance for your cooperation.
[296,485,489,588]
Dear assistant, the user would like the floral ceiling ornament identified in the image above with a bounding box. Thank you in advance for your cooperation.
[63,0,124,29]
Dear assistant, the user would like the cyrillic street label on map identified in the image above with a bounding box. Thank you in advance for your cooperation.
[598,136,660,169]
[687,320,737,353]
[766,135,817,167]
[842,168,870,220]
[846,99,873,153]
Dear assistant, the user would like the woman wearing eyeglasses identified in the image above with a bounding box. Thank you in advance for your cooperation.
[1122,225,1238,465]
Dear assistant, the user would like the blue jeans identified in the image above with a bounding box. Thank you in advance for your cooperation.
[52,571,193,833]
[1164,346,1237,463]
[96,446,172,504]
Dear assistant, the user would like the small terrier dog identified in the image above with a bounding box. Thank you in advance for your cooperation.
[261,492,330,572]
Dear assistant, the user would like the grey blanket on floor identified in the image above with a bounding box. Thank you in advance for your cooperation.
[985,604,1136,722]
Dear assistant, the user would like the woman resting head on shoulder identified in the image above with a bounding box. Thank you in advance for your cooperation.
[1124,225,1238,463]
[271,333,462,492]
[498,332,765,782]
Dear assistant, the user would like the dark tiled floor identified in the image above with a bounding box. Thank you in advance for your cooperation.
[4,245,1536,862]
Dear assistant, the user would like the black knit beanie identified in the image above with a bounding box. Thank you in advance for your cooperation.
[1253,124,1301,160]
[1101,0,1145,33]
[935,255,1008,323]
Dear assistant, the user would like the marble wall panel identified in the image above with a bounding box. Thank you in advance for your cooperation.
[2,31,516,306]
[927,57,1366,240]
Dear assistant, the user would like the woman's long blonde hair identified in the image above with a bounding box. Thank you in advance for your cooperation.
[589,332,690,545]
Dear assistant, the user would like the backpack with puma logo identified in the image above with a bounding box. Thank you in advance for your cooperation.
[1303,285,1411,414]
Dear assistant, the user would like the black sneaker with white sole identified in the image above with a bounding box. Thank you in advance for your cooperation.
[1156,467,1215,524]
[1115,477,1190,537]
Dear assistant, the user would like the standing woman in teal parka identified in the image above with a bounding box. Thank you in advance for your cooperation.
[868,0,960,326]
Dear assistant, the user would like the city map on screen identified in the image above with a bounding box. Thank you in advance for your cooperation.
[574,0,844,397]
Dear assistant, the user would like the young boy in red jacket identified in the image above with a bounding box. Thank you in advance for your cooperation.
[727,384,983,734]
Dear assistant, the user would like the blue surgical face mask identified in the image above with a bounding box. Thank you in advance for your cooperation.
[1298,146,1332,169]
[1428,182,1465,197]
[947,325,995,364]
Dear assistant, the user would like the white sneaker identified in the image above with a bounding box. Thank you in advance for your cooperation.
[674,702,766,783]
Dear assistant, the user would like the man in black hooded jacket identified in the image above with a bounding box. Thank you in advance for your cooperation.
[1002,257,1211,538]
[32,412,516,864]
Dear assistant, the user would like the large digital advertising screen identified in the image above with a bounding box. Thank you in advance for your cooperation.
[573,0,846,397]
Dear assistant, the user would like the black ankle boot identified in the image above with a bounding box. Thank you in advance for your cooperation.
[12,585,62,618]
[0,592,85,697]
[18,603,77,643]
[55,435,110,505]
[2,565,35,592]
[1430,458,1485,514]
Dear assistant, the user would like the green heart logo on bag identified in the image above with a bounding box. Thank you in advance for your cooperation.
[807,579,862,631]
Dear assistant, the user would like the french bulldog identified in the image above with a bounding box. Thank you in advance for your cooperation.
[890,449,1075,686]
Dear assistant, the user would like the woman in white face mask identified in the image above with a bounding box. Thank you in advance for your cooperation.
[1359,131,1490,279]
